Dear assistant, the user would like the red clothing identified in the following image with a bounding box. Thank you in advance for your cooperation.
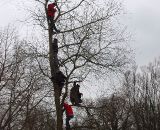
[48,3,57,17]
[64,103,74,116]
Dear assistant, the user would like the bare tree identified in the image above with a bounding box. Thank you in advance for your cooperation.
[0,26,55,130]
[21,0,133,129]
[123,59,160,130]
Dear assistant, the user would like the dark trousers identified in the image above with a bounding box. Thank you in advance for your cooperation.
[48,16,60,32]
[66,115,73,129]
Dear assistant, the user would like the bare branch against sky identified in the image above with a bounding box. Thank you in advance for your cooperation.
[0,0,160,66]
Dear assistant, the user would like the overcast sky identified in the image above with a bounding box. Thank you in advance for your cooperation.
[123,0,160,66]
[0,0,160,66]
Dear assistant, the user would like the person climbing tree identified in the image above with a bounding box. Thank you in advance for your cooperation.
[53,38,58,53]
[70,82,83,106]
[51,71,67,94]
[47,2,60,33]
[63,102,74,130]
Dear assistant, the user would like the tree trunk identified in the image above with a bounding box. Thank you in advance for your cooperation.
[48,29,63,130]
[54,86,63,130]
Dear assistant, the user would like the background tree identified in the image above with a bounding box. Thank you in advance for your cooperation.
[0,26,55,130]
[123,58,160,130]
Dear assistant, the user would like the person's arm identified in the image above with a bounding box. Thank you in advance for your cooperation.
[53,8,57,13]
[79,93,83,96]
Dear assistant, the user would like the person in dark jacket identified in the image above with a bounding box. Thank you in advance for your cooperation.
[47,2,60,33]
[70,82,82,106]
[51,71,67,95]
[63,102,74,129]
[55,71,67,88]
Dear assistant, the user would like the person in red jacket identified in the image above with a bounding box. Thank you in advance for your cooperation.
[63,102,74,129]
[47,2,60,33]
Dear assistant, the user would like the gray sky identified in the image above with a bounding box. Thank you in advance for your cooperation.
[123,0,160,66]
[1,0,160,99]
[0,0,160,66]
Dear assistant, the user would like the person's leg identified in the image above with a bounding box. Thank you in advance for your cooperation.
[66,116,71,129]
[66,116,73,129]
[48,17,53,29]
[52,22,60,33]
[48,17,59,32]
